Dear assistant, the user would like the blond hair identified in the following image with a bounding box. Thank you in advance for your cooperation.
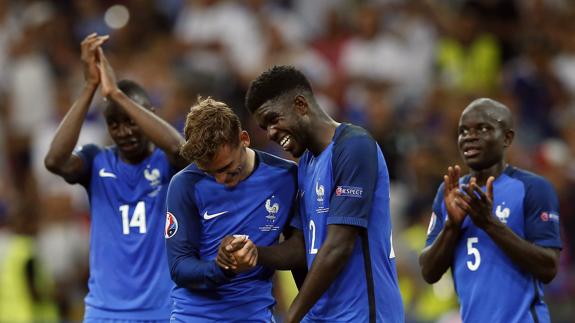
[180,97,241,165]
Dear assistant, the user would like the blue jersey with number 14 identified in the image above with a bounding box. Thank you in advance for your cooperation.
[76,144,175,320]
[426,166,562,323]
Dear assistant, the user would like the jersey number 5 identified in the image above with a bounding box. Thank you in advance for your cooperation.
[466,237,481,271]
[119,201,147,235]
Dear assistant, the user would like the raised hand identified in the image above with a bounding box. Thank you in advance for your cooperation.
[461,176,495,229]
[80,33,108,87]
[96,47,118,98]
[443,165,468,228]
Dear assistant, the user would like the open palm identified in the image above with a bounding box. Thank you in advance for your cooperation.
[443,165,467,227]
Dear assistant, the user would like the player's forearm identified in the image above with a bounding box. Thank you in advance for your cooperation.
[170,257,234,290]
[108,90,186,167]
[483,220,559,283]
[45,84,97,172]
[419,223,461,284]
[287,228,356,323]
[257,230,306,270]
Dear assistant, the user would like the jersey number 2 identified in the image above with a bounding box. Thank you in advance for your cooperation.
[119,201,147,235]
[309,220,318,254]
[466,237,481,271]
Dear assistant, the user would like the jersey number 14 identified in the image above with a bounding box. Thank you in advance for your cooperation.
[119,201,147,235]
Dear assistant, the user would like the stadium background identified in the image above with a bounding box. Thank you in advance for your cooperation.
[0,0,573,322]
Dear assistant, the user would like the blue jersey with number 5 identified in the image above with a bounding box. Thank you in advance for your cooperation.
[293,123,403,322]
[426,166,562,323]
[76,144,175,320]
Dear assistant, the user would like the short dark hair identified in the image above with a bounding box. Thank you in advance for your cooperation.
[117,79,153,109]
[245,65,313,114]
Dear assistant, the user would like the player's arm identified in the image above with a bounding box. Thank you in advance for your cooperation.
[461,176,561,283]
[97,47,187,170]
[257,229,307,270]
[420,166,468,283]
[217,229,307,271]
[165,175,235,290]
[44,34,108,182]
[287,224,360,322]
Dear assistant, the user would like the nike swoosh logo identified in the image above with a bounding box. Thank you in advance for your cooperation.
[203,211,228,220]
[99,168,117,178]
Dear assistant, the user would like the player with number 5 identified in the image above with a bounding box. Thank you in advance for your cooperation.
[45,34,187,322]
[419,98,562,323]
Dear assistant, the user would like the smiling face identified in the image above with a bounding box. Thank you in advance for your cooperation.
[104,103,151,163]
[253,94,309,158]
[197,131,251,188]
[457,103,513,171]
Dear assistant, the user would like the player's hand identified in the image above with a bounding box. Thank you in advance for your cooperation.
[97,47,119,98]
[461,176,495,229]
[443,165,468,228]
[231,238,258,273]
[80,33,108,87]
[216,235,242,270]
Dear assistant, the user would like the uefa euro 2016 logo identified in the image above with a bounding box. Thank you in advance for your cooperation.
[165,212,178,238]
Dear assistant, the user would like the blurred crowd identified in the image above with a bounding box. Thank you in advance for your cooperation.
[0,0,574,322]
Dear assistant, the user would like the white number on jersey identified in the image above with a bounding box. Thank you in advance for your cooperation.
[309,220,319,254]
[466,237,481,271]
[119,201,147,235]
[389,233,396,259]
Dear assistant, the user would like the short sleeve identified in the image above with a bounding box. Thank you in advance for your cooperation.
[72,144,101,185]
[523,177,562,249]
[425,183,446,247]
[328,135,378,228]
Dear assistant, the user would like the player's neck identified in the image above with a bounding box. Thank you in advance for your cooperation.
[239,148,256,181]
[470,161,507,186]
[308,118,340,156]
[120,143,155,164]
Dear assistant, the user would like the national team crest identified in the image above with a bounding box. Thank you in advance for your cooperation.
[315,181,324,203]
[165,212,178,238]
[265,196,279,222]
[145,167,161,187]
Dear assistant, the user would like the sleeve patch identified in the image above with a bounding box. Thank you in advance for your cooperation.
[165,212,179,238]
[335,185,364,198]
[540,211,559,223]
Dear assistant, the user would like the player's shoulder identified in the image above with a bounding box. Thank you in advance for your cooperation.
[504,165,554,189]
[332,123,378,157]
[169,163,206,188]
[333,123,375,145]
[256,149,297,172]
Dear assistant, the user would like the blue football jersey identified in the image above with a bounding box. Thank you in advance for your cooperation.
[165,150,297,322]
[75,144,175,320]
[293,123,404,322]
[426,166,562,323]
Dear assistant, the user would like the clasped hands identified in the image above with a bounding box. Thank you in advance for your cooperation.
[216,235,258,273]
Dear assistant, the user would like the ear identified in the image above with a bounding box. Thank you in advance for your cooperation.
[503,129,514,148]
[293,95,309,116]
[240,130,250,147]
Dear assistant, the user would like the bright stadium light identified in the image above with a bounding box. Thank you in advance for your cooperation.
[104,4,130,30]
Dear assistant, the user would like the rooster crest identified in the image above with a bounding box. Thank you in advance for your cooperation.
[265,198,279,221]
[315,181,324,202]
[144,168,161,186]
